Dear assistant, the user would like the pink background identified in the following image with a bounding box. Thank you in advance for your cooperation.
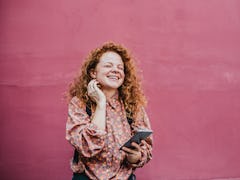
[1,0,240,179]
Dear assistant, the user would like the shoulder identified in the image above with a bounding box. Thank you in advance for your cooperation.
[69,96,85,109]
[137,106,148,117]
[133,106,151,128]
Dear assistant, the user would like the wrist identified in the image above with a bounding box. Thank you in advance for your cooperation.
[96,101,106,109]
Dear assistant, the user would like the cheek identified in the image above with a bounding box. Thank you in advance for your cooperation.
[120,74,125,84]
[96,73,107,83]
[96,70,106,77]
[121,72,125,79]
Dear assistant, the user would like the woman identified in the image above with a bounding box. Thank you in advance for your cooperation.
[66,42,152,180]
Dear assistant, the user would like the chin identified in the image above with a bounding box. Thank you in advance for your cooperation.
[103,80,123,89]
[108,85,121,89]
[102,83,122,90]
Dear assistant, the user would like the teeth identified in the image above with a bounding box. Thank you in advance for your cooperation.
[107,76,119,80]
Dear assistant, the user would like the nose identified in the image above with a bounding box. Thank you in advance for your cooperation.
[111,66,119,73]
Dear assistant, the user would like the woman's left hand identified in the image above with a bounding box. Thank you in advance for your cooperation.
[122,142,142,165]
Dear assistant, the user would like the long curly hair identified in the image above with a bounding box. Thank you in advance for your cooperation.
[67,42,146,120]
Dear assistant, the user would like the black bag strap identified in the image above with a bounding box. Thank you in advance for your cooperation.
[126,110,133,129]
[73,103,133,164]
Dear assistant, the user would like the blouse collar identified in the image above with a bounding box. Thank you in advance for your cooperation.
[107,91,120,109]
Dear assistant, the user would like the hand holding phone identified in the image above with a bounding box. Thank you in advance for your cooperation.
[120,129,153,149]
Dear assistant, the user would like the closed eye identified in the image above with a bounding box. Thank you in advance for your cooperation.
[118,66,124,70]
[104,64,112,68]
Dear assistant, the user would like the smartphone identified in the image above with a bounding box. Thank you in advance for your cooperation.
[120,129,153,149]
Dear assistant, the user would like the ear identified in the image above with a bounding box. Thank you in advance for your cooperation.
[90,69,97,79]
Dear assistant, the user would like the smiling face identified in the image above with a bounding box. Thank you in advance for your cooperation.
[91,51,125,91]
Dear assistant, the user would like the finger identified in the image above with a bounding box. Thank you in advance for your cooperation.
[88,80,96,94]
[122,147,133,154]
[92,80,99,90]
[96,81,101,88]
[89,80,96,91]
[87,80,93,91]
[90,81,99,96]
[93,81,102,94]
[141,140,148,147]
[130,164,138,168]
[121,150,126,156]
[131,142,142,151]
[87,84,93,96]
[122,147,137,154]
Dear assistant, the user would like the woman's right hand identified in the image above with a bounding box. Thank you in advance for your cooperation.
[87,79,106,107]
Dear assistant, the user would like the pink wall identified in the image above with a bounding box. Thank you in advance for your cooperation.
[1,0,240,179]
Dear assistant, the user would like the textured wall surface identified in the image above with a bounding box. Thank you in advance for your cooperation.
[1,0,240,179]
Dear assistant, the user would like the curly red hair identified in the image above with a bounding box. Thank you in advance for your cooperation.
[67,42,146,120]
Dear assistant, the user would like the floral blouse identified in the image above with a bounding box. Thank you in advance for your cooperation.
[66,94,153,180]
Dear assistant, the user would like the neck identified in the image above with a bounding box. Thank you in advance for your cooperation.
[102,88,118,100]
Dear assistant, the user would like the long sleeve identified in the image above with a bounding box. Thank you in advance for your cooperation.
[131,107,153,168]
[66,97,107,158]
